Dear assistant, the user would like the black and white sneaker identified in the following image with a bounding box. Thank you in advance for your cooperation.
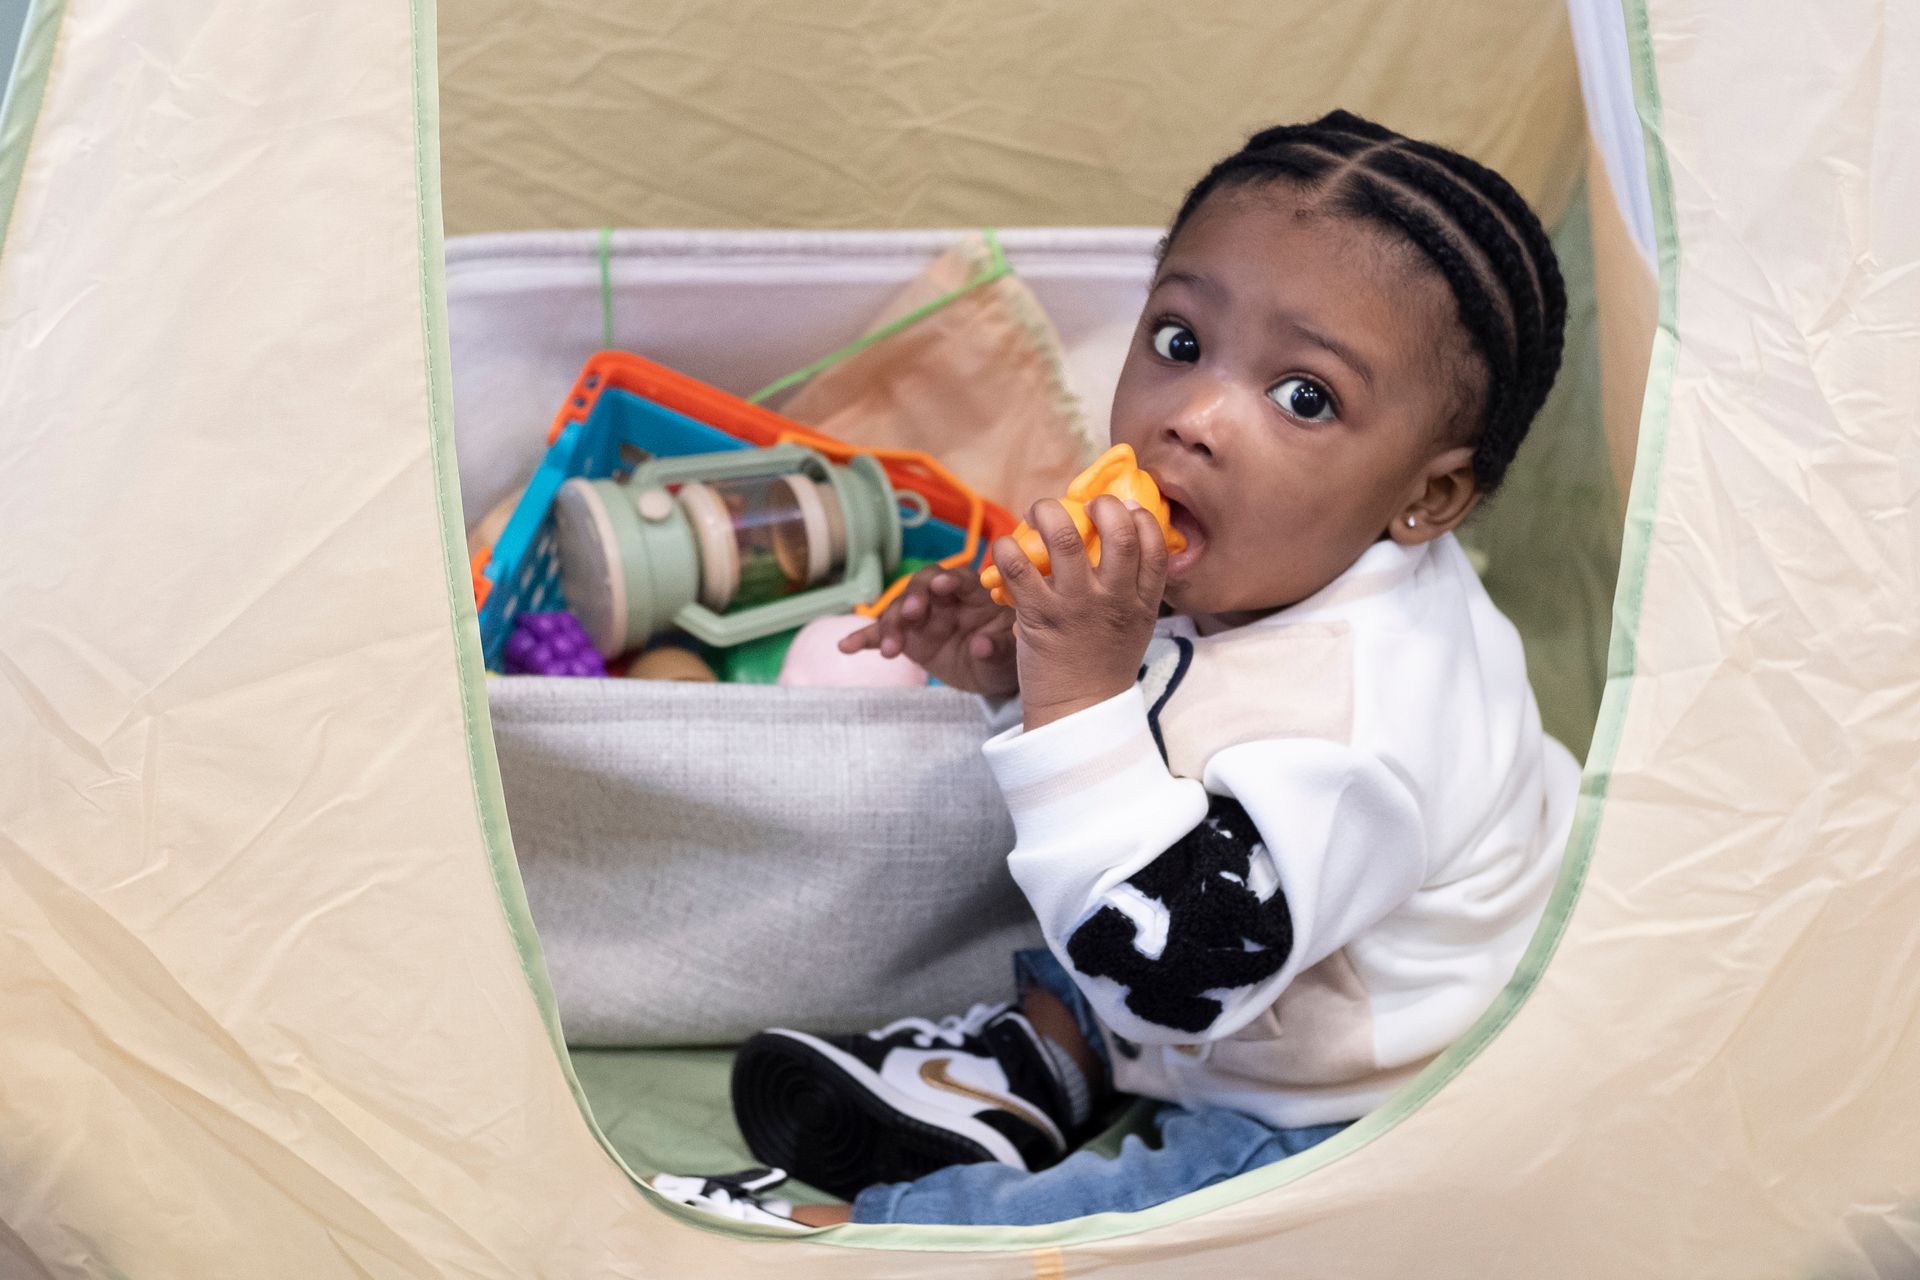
[731,1002,1074,1200]
[649,1167,808,1231]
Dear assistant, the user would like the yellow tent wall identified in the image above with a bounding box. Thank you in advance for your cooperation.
[436,0,1586,236]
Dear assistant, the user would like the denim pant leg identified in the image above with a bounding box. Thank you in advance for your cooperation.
[849,1103,1350,1226]
[1011,946,1110,1076]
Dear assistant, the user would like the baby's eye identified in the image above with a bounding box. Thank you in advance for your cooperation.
[1268,377,1338,423]
[1151,322,1201,363]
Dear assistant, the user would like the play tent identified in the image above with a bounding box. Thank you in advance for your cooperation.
[2,0,1916,1275]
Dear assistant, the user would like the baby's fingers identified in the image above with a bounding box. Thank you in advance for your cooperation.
[969,619,1016,665]
[1029,500,1092,595]
[1132,505,1170,604]
[1087,495,1141,588]
[926,568,992,608]
[875,595,912,658]
[989,533,1049,615]
[933,566,1011,623]
[873,566,941,657]
[895,570,935,622]
[837,620,883,654]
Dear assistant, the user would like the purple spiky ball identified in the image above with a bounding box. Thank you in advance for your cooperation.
[504,610,606,677]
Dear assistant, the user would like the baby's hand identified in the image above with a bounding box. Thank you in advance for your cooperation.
[992,494,1168,732]
[838,566,1019,699]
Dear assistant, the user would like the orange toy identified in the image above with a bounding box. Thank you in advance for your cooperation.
[980,444,1189,606]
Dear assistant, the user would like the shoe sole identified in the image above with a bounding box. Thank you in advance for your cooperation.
[732,1030,1021,1201]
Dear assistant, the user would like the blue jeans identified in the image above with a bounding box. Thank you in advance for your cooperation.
[848,949,1351,1225]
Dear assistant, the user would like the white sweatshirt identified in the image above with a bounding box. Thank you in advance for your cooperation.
[982,533,1580,1128]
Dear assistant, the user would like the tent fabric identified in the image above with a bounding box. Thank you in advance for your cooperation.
[3,0,1918,1277]
[1586,139,1661,509]
[1566,0,1656,264]
[436,0,1587,237]
[0,1,666,1274]
[568,1046,845,1211]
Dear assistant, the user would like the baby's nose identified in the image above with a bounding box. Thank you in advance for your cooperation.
[1163,385,1231,456]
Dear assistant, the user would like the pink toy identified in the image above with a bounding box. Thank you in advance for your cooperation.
[777,615,930,689]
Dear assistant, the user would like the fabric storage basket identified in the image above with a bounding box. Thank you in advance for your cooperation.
[450,228,1162,1045]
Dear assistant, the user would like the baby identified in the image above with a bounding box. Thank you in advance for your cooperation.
[655,109,1580,1229]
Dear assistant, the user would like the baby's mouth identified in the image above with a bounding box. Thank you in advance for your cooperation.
[1165,499,1206,580]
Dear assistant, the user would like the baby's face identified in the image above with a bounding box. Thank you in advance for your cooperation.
[1111,186,1466,618]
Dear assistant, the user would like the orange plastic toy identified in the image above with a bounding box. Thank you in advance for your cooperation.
[980,444,1189,606]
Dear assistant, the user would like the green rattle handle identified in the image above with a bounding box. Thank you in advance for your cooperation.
[632,443,823,487]
[670,554,886,647]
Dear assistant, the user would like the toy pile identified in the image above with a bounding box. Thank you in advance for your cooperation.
[465,236,1177,689]
[467,351,1015,689]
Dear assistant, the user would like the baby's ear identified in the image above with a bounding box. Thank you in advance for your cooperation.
[1392,445,1479,544]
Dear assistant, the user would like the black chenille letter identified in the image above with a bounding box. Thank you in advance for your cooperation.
[1065,797,1294,1034]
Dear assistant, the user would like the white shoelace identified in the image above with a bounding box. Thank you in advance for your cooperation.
[871,1001,1008,1049]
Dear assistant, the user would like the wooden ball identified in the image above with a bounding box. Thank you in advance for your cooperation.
[624,647,718,683]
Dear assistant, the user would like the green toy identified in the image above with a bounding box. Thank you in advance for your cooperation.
[552,445,904,657]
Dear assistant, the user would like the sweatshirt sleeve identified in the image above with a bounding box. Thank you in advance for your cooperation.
[983,687,1428,1045]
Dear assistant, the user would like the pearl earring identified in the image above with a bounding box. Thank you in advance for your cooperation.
[1405,516,1417,529]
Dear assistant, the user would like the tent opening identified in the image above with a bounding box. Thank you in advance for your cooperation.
[440,0,1653,1241]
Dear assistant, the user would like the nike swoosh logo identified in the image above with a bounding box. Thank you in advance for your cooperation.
[918,1058,1061,1149]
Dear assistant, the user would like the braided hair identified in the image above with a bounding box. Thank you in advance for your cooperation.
[1163,110,1567,495]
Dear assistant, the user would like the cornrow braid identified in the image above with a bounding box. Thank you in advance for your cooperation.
[1402,137,1570,425]
[1365,148,1544,470]
[1370,149,1539,361]
[1340,176,1520,481]
[1165,110,1568,494]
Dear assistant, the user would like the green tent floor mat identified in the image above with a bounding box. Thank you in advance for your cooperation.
[571,1045,1155,1209]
